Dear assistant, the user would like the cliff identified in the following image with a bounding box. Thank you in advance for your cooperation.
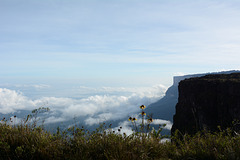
[171,73,240,135]
[146,73,209,121]
[146,70,240,122]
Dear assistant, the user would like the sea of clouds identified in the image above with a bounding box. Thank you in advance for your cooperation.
[0,84,172,133]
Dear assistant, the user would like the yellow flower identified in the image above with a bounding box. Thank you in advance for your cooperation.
[132,117,137,121]
[140,105,146,109]
[141,111,146,116]
[128,117,132,121]
[147,118,153,123]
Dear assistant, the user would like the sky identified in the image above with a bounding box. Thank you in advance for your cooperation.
[1,0,240,129]
[1,0,240,87]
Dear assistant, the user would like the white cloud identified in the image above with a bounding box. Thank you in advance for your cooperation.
[72,85,167,97]
[151,119,173,130]
[111,118,172,136]
[0,84,51,89]
[0,84,167,126]
[112,120,134,136]
[0,88,35,114]
[84,113,113,126]
[44,116,66,124]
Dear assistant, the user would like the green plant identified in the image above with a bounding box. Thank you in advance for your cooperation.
[128,104,167,141]
[1,107,240,159]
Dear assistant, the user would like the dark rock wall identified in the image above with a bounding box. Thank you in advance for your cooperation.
[146,70,240,122]
[171,73,240,135]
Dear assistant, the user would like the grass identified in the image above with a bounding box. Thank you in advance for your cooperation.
[1,120,240,160]
[1,107,240,160]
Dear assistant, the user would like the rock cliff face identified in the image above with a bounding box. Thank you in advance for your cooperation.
[146,73,213,121]
[146,70,240,122]
[171,73,240,135]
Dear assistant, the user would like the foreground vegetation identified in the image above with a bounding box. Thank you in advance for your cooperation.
[1,107,240,160]
[1,120,240,160]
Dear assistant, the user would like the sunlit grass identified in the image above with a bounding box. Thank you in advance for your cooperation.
[0,107,240,159]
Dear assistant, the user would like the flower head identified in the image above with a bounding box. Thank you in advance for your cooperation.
[128,117,132,121]
[147,118,153,123]
[132,117,137,121]
[140,105,146,109]
[141,111,146,116]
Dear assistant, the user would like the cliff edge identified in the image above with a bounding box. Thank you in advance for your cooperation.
[171,73,240,135]
[146,70,240,122]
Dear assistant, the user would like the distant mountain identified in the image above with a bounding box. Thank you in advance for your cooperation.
[146,70,240,122]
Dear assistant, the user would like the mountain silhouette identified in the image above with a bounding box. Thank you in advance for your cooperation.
[146,70,240,122]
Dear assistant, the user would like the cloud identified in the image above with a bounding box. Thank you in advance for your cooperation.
[151,119,173,130]
[73,85,167,96]
[0,88,35,114]
[0,84,167,126]
[111,118,173,136]
[44,116,66,124]
[84,113,113,126]
[0,84,50,89]
[112,120,134,136]
[13,84,51,89]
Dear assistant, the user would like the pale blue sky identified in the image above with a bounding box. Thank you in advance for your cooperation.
[1,0,240,87]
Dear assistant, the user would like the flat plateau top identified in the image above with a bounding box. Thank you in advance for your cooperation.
[184,73,240,82]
